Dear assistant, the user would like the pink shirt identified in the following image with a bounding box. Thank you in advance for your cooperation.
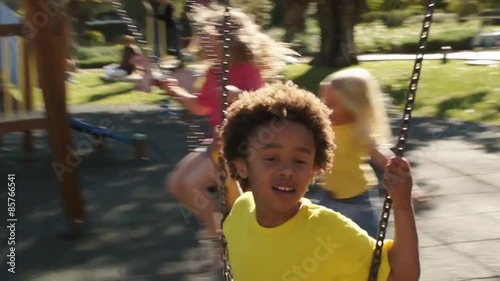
[197,63,264,130]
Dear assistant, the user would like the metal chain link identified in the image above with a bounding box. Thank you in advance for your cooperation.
[183,0,222,152]
[218,3,233,280]
[368,1,436,280]
[184,1,233,279]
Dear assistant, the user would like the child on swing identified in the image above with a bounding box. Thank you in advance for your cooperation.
[316,68,430,238]
[219,81,420,281]
[103,35,142,80]
[163,3,295,241]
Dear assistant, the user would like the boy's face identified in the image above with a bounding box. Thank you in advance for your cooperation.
[235,121,317,218]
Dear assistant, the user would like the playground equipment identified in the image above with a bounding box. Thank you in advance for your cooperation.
[0,2,43,159]
[0,3,146,161]
[70,119,147,160]
[10,0,87,238]
[0,1,155,238]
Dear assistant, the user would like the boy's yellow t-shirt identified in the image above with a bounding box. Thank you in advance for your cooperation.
[223,192,393,281]
[322,123,378,199]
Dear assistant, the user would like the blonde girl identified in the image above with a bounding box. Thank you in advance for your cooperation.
[315,68,396,238]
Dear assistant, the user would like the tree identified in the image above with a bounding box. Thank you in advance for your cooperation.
[285,0,368,67]
[283,0,310,42]
[313,0,367,67]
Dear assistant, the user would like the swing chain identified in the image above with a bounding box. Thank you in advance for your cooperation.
[218,3,233,280]
[185,1,233,279]
[368,1,436,280]
[184,0,224,152]
[218,156,233,280]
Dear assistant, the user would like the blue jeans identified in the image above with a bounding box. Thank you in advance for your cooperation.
[312,188,380,238]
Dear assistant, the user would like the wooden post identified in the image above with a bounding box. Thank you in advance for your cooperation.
[133,133,147,160]
[24,0,86,238]
[22,39,33,159]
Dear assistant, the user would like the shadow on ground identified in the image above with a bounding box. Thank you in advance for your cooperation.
[398,115,500,154]
[0,107,218,281]
[0,104,497,281]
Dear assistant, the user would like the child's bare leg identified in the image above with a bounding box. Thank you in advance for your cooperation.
[166,152,221,236]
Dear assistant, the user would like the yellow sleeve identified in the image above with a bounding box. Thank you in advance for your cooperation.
[378,240,393,280]
[319,210,393,280]
[223,191,253,232]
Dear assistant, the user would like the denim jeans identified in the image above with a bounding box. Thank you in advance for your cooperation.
[312,188,380,238]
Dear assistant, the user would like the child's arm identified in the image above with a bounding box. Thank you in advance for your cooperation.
[225,85,242,104]
[161,80,211,116]
[171,87,211,116]
[369,144,395,170]
[384,157,420,281]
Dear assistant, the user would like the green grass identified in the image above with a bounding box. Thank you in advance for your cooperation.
[64,72,167,105]
[284,60,500,124]
[8,71,166,108]
[12,60,498,125]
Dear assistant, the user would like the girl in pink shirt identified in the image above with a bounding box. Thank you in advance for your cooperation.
[162,3,296,247]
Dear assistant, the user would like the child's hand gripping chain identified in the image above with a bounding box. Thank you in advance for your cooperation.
[383,157,413,210]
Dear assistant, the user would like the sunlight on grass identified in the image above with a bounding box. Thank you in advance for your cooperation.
[284,60,500,124]
[26,71,166,107]
[12,61,499,125]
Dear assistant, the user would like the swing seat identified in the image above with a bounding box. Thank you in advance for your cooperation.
[100,69,165,83]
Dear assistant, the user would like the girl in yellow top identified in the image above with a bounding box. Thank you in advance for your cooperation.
[314,68,393,238]
[316,68,430,238]
[217,82,420,281]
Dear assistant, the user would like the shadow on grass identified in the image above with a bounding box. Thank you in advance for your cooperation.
[289,64,340,94]
[86,87,135,103]
[381,76,413,106]
[436,91,489,119]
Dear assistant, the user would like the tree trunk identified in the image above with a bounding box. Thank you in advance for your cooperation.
[311,0,359,67]
[66,0,83,57]
[283,0,310,42]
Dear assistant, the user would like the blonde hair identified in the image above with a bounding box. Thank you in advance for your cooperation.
[321,68,392,148]
[187,3,297,78]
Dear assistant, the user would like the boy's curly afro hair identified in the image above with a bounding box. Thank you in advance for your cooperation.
[221,81,336,185]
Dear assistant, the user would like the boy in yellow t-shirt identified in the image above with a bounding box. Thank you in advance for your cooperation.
[216,82,420,281]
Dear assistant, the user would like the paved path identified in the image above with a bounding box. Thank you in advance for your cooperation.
[358,50,500,62]
[295,50,500,64]
[0,105,498,281]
